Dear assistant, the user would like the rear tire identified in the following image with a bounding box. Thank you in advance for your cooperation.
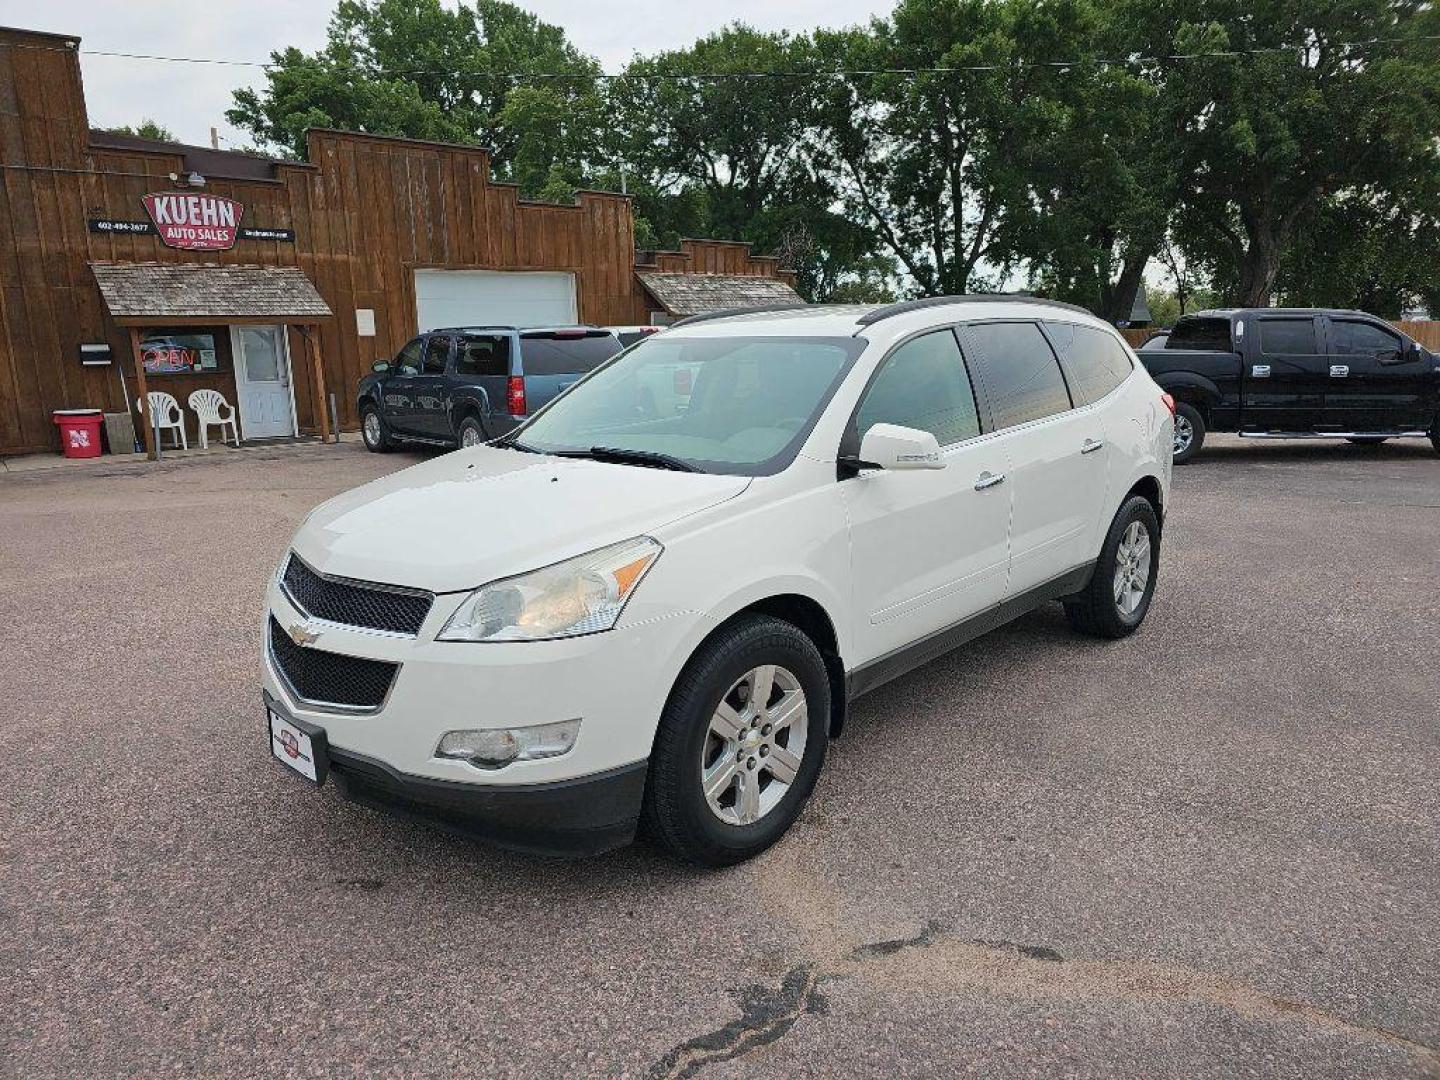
[1172,402,1205,465]
[457,415,486,449]
[641,615,830,867]
[1065,495,1161,639]
[1428,424,1439,455]
[361,405,393,453]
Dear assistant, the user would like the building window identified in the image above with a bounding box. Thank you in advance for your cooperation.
[141,332,220,374]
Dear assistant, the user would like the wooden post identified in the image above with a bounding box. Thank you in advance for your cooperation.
[307,326,331,443]
[130,327,156,460]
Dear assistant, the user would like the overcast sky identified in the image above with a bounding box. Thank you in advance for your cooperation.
[0,0,891,147]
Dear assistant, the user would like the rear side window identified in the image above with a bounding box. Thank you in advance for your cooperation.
[1047,323,1133,406]
[1166,317,1232,351]
[422,335,451,374]
[1259,318,1317,354]
[856,330,981,447]
[456,335,511,377]
[1331,320,1400,355]
[963,322,1072,429]
[520,332,622,376]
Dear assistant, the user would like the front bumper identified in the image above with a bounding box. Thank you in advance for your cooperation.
[267,691,648,856]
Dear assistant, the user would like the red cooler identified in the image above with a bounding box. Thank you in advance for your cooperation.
[53,409,105,459]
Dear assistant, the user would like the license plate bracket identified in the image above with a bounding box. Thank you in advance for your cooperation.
[268,704,329,785]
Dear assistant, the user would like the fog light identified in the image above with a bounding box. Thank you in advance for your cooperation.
[435,719,581,770]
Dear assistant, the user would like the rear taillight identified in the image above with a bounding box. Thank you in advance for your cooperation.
[507,376,527,417]
[1160,392,1176,418]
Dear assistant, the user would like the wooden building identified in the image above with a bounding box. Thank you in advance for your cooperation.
[0,24,799,456]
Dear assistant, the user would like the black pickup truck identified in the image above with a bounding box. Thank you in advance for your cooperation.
[1138,309,1440,462]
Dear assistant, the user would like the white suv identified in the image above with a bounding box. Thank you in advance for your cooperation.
[264,298,1173,865]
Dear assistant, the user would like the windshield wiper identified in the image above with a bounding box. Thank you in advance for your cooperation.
[550,446,701,472]
[494,436,539,453]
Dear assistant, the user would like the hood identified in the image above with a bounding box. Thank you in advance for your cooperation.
[292,446,750,593]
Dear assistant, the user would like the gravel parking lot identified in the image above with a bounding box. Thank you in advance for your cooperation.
[2,435,1437,1079]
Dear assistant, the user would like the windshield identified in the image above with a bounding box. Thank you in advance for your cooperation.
[510,335,864,475]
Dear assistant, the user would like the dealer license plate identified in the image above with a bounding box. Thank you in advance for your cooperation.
[269,708,325,784]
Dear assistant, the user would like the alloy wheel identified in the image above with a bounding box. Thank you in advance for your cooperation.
[363,412,382,447]
[1173,415,1194,457]
[460,424,483,448]
[700,664,808,826]
[1113,520,1152,616]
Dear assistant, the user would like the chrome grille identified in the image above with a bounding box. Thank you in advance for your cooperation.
[281,554,432,636]
[268,616,398,711]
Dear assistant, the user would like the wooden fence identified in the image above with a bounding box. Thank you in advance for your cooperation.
[1119,321,1440,350]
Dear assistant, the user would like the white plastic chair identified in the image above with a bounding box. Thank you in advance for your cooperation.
[188,389,240,449]
[138,391,188,450]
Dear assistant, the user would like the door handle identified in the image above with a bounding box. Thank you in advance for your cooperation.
[1330,364,1350,378]
[974,471,1006,491]
[1081,438,1105,455]
[1252,364,1271,378]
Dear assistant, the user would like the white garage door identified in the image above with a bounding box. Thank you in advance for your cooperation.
[413,270,578,332]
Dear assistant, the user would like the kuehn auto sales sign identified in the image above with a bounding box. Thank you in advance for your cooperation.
[142,192,243,251]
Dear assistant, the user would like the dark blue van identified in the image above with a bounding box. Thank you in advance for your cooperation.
[358,326,622,452]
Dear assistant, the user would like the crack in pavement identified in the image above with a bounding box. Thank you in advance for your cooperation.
[645,966,828,1080]
[648,923,1440,1079]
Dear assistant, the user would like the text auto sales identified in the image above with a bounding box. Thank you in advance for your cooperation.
[87,191,295,251]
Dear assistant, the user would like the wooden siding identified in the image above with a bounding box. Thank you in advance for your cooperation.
[0,26,683,454]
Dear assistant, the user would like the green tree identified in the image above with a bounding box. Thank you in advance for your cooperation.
[1162,0,1440,305]
[227,0,604,200]
[103,119,176,141]
[813,0,1100,298]
[608,25,878,299]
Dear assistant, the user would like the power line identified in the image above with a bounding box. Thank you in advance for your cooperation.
[1,33,1436,80]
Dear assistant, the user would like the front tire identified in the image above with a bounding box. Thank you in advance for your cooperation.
[641,615,830,867]
[361,406,393,453]
[1065,495,1161,639]
[1172,402,1206,464]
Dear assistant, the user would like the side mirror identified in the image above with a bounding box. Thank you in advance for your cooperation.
[372,360,390,373]
[855,423,946,471]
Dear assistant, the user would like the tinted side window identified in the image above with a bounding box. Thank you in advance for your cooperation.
[1048,323,1133,406]
[963,322,1072,429]
[520,333,622,376]
[1166,317,1232,351]
[856,330,981,447]
[394,338,423,374]
[1332,320,1400,356]
[1259,318,1317,354]
[456,335,511,377]
[422,335,451,374]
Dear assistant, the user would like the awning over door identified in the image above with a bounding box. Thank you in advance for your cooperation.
[90,262,332,325]
[636,271,803,318]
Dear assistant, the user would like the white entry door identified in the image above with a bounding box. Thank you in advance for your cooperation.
[233,326,296,439]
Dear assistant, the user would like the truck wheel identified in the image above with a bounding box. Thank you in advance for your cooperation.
[641,615,829,867]
[1431,425,1440,455]
[457,415,487,449]
[361,406,393,453]
[1172,402,1205,464]
[1064,495,1161,640]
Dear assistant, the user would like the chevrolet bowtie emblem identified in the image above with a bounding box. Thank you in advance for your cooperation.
[288,621,320,647]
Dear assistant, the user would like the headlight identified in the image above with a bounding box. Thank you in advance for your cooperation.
[437,536,662,642]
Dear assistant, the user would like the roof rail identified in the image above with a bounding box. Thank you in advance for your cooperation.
[668,303,812,329]
[856,294,1096,326]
